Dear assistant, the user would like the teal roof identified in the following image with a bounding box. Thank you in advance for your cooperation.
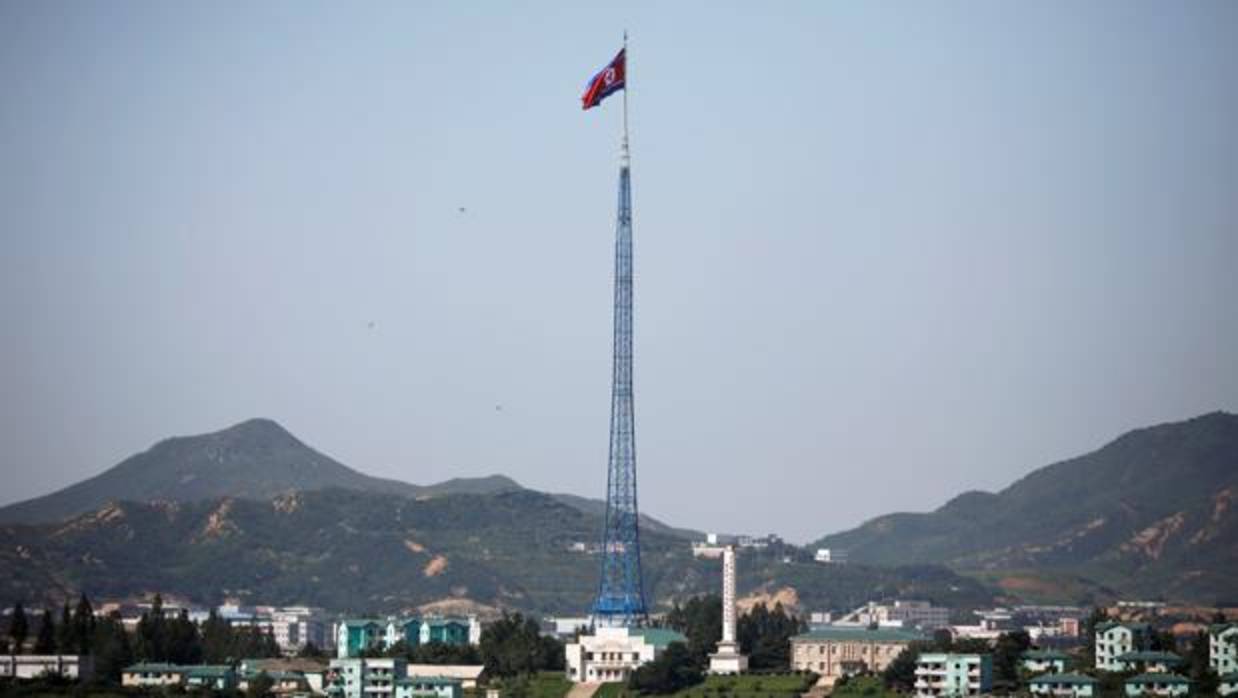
[1220,672,1238,682]
[632,628,688,648]
[343,618,384,628]
[792,626,928,643]
[187,666,235,679]
[1117,651,1182,664]
[1024,650,1071,660]
[1126,674,1189,685]
[1210,624,1237,636]
[423,618,468,628]
[1030,673,1098,686]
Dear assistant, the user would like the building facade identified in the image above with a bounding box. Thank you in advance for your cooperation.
[1029,673,1098,698]
[1219,672,1238,697]
[337,617,479,659]
[1124,674,1190,697]
[0,655,93,681]
[564,627,686,683]
[1116,651,1183,674]
[185,666,238,690]
[394,677,463,698]
[329,657,407,698]
[121,663,186,687]
[1213,625,1238,676]
[914,653,992,697]
[1096,622,1149,672]
[790,627,925,686]
[1022,650,1071,674]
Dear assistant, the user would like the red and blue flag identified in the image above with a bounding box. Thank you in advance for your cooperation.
[581,48,625,110]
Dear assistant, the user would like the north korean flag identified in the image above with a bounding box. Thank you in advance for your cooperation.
[581,48,625,110]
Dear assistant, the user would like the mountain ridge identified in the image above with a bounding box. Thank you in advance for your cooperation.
[812,411,1238,602]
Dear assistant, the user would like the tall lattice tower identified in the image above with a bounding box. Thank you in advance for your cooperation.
[590,40,648,628]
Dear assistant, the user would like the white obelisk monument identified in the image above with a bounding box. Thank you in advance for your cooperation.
[708,546,748,674]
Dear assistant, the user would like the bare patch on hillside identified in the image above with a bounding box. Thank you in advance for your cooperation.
[200,498,239,540]
[272,492,302,514]
[416,598,499,618]
[1123,512,1185,559]
[737,586,799,613]
[404,539,426,554]
[424,555,449,577]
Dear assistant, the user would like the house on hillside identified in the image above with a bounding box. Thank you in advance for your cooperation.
[1213,624,1238,676]
[1095,622,1150,672]
[184,665,238,691]
[914,653,992,697]
[1116,651,1183,674]
[1022,649,1072,674]
[121,663,187,687]
[1124,673,1190,696]
[790,626,926,686]
[1028,673,1099,698]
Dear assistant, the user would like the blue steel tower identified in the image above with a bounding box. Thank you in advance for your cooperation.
[591,37,647,628]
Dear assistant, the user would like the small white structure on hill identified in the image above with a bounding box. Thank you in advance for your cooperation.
[708,546,748,675]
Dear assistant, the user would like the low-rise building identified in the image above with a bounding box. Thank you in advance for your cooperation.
[329,657,407,698]
[1116,651,1183,674]
[240,658,331,693]
[1124,673,1190,696]
[790,626,926,686]
[394,676,463,698]
[1213,624,1238,676]
[1218,672,1238,697]
[914,653,992,697]
[1096,622,1150,672]
[564,626,686,683]
[122,662,186,687]
[1022,650,1071,674]
[337,616,480,659]
[185,665,238,691]
[405,664,485,689]
[1029,673,1099,698]
[0,655,93,681]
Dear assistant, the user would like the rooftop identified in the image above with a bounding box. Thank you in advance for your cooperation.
[124,662,186,673]
[1023,649,1072,660]
[1116,651,1182,664]
[1030,673,1099,686]
[792,626,928,643]
[1126,674,1190,685]
[632,628,688,648]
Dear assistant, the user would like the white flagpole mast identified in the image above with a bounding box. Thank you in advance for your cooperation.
[621,30,630,168]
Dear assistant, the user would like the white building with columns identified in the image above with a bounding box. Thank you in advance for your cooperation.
[565,627,686,683]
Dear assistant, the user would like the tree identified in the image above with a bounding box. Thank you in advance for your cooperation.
[201,609,233,663]
[56,602,74,655]
[737,602,804,671]
[1185,630,1218,695]
[247,671,275,698]
[1082,607,1108,667]
[72,594,95,655]
[628,642,702,695]
[664,595,722,670]
[298,642,325,659]
[91,613,134,683]
[480,613,562,677]
[135,594,167,661]
[992,631,1031,690]
[34,609,57,654]
[166,609,203,664]
[883,641,931,691]
[9,602,29,654]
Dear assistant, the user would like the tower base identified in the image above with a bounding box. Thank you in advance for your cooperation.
[708,642,748,675]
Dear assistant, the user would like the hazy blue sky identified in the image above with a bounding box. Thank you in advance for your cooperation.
[2,1,1236,543]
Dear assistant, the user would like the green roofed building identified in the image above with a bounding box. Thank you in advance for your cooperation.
[1029,673,1099,698]
[1218,671,1238,697]
[1116,651,1183,674]
[185,665,237,691]
[1213,625,1238,677]
[1096,622,1150,672]
[1023,649,1072,674]
[1125,673,1190,696]
[337,617,481,659]
[565,626,689,683]
[790,626,927,686]
[394,676,463,698]
[121,663,187,688]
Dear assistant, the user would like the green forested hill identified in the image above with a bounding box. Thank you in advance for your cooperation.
[0,488,994,615]
[812,412,1238,602]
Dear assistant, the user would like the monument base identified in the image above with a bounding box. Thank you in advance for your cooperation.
[708,642,748,675]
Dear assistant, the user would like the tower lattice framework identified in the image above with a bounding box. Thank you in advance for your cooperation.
[591,144,648,627]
